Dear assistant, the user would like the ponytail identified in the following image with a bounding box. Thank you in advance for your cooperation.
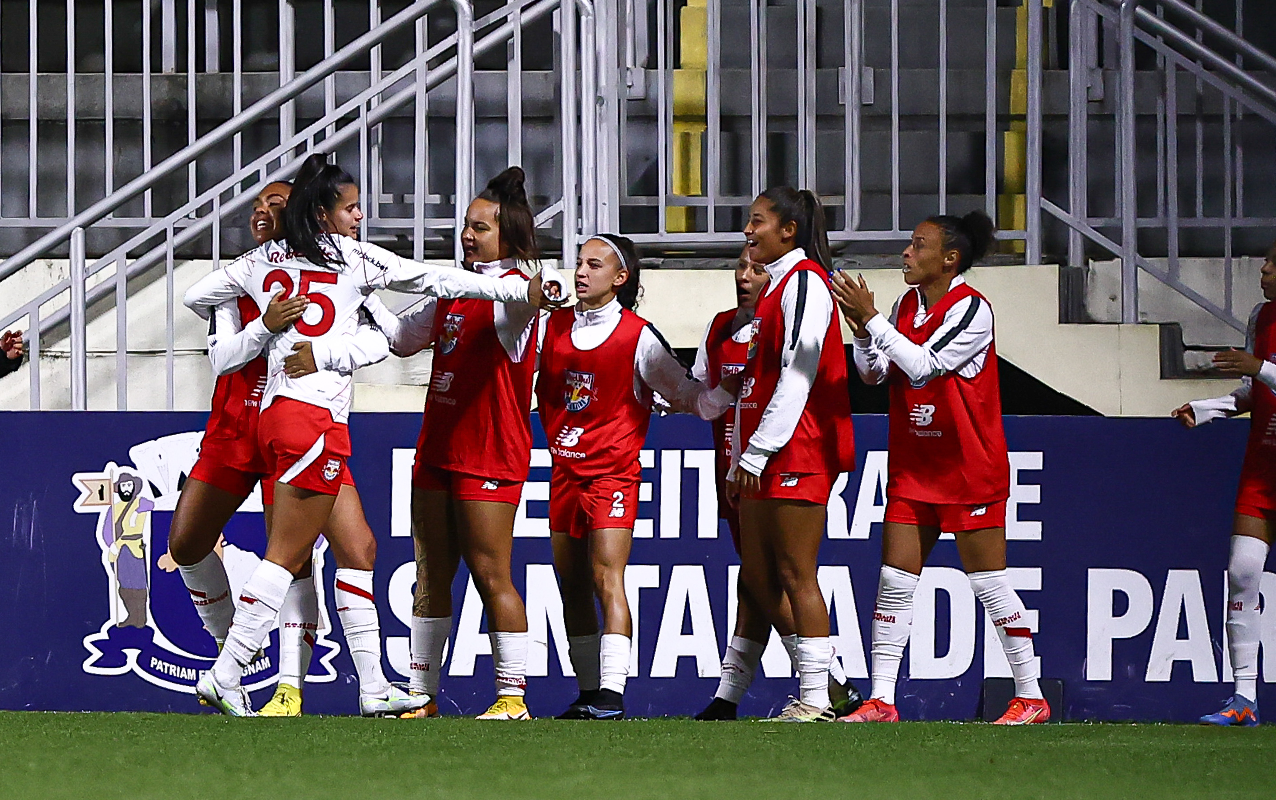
[758,186,833,270]
[592,233,643,310]
[924,210,996,273]
[282,155,358,267]
[477,166,540,264]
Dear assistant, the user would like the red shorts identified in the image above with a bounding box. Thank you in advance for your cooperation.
[1235,469,1276,520]
[189,434,267,499]
[549,470,640,539]
[751,472,834,504]
[413,464,523,505]
[884,496,1007,532]
[258,398,353,499]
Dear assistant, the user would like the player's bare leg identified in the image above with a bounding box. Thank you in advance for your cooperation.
[169,479,246,646]
[401,487,459,717]
[551,529,605,718]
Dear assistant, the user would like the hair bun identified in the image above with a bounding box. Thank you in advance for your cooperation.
[959,210,996,265]
[485,166,528,205]
[292,153,330,192]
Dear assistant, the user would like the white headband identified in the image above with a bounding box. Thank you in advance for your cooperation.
[586,236,629,270]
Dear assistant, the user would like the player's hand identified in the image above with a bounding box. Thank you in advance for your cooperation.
[731,470,762,500]
[284,342,318,378]
[1,329,24,361]
[1214,349,1263,377]
[263,291,308,333]
[1171,403,1198,429]
[830,272,878,326]
[725,478,741,510]
[529,273,568,310]
[718,372,744,396]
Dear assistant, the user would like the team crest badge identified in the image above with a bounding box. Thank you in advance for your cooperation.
[564,370,595,412]
[746,318,762,360]
[323,458,342,482]
[438,313,465,355]
[73,432,341,694]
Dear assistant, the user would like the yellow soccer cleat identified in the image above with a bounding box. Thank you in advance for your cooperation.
[257,683,303,717]
[476,696,532,721]
[399,698,439,719]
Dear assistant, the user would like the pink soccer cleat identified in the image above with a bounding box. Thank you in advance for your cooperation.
[837,697,899,723]
[993,697,1051,725]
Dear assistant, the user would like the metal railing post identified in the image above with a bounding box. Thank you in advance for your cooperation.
[1067,0,1088,268]
[578,0,598,237]
[1119,0,1139,323]
[562,0,580,266]
[454,0,475,264]
[69,227,87,410]
[1025,0,1043,264]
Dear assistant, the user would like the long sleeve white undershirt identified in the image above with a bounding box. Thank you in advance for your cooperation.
[566,297,734,420]
[850,275,993,388]
[207,296,389,377]
[1190,303,1276,424]
[732,247,832,478]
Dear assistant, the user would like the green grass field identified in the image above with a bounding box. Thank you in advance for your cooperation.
[0,712,1271,799]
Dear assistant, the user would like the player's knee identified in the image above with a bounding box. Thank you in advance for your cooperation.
[166,524,216,566]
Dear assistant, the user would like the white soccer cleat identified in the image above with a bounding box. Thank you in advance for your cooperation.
[360,683,431,718]
[196,671,257,717]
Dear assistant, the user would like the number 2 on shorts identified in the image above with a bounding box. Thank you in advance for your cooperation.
[608,490,625,518]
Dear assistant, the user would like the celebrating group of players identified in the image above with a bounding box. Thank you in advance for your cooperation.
[170,151,1269,726]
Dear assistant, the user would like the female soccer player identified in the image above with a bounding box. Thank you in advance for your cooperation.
[1173,240,1276,727]
[832,211,1047,725]
[380,167,546,721]
[170,174,397,717]
[541,234,736,719]
[184,159,563,716]
[694,248,861,721]
[727,188,856,722]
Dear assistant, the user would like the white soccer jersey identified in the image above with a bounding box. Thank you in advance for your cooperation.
[184,236,533,423]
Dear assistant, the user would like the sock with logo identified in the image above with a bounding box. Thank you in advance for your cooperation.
[567,632,601,693]
[277,576,319,691]
[409,616,451,697]
[178,552,234,645]
[828,645,848,686]
[870,565,919,705]
[490,631,529,698]
[599,633,631,695]
[213,559,293,687]
[780,633,800,673]
[968,569,1042,700]
[334,568,390,696]
[1227,534,1269,701]
[714,636,766,703]
[796,636,833,708]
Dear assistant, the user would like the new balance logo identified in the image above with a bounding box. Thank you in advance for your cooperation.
[482,480,499,490]
[780,474,799,487]
[555,427,585,448]
[970,505,988,517]
[909,403,935,427]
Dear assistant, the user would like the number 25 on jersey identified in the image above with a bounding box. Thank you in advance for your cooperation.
[263,268,338,336]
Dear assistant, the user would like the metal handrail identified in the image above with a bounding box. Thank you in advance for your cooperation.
[0,0,441,284]
[1155,0,1276,75]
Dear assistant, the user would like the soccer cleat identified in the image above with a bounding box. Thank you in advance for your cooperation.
[360,683,430,718]
[476,696,532,720]
[559,689,625,720]
[829,678,865,718]
[837,697,899,723]
[257,683,303,717]
[769,697,835,723]
[196,671,257,717]
[399,699,439,719]
[1199,696,1259,727]
[993,697,1051,725]
[694,697,739,721]
[556,690,601,719]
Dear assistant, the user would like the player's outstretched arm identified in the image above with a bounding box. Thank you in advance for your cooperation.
[635,325,735,421]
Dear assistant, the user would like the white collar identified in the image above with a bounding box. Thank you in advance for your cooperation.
[472,258,516,277]
[915,274,967,309]
[574,296,622,325]
[763,248,808,289]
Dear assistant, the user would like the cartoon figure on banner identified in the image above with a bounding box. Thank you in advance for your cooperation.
[73,432,342,696]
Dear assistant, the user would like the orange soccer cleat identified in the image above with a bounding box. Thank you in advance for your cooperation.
[993,697,1051,725]
[837,697,899,723]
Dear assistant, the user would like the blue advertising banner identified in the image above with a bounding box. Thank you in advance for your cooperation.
[0,411,1268,722]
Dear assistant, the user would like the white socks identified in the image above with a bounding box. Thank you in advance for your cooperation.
[969,569,1042,700]
[599,633,631,695]
[277,576,318,691]
[1227,535,1269,701]
[796,636,832,708]
[334,568,390,696]
[213,559,293,687]
[870,566,919,705]
[567,633,601,693]
[714,636,766,703]
[178,552,234,645]
[490,631,529,697]
[409,616,451,697]
[780,633,800,672]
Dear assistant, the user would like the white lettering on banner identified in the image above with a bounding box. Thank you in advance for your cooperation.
[513,450,553,538]
[1007,452,1044,541]
[817,566,870,679]
[1222,571,1276,682]
[911,567,977,679]
[624,565,661,674]
[983,567,1042,678]
[1146,570,1216,682]
[634,451,655,539]
[660,450,682,539]
[390,448,416,538]
[849,451,889,539]
[826,474,851,539]
[1086,569,1155,681]
[527,564,574,677]
[650,565,720,677]
[683,450,719,538]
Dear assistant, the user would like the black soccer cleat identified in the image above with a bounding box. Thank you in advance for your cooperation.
[694,697,738,721]
[556,690,601,719]
[830,678,865,718]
